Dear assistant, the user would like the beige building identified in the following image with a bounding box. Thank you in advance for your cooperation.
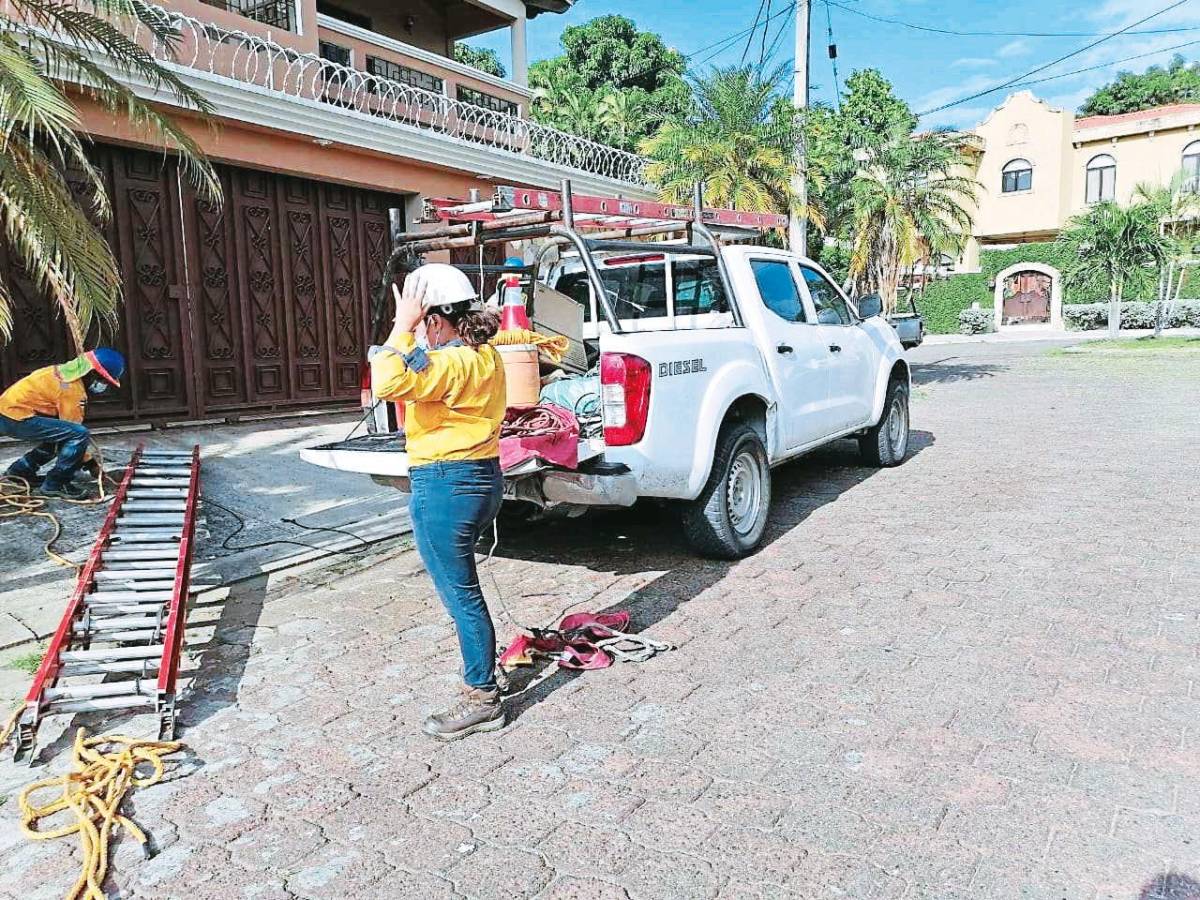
[956,91,1200,329]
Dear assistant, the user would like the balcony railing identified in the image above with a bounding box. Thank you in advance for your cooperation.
[127,4,649,187]
[200,0,295,32]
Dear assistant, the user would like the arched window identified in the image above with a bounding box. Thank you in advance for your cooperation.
[1183,140,1200,193]
[1002,158,1033,193]
[1086,154,1116,203]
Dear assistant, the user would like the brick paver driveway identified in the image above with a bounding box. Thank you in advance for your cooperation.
[2,340,1198,899]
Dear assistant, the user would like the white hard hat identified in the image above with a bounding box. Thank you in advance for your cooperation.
[409,263,478,315]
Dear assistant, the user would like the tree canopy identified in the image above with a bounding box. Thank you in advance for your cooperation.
[454,43,506,79]
[529,15,689,152]
[1080,54,1200,117]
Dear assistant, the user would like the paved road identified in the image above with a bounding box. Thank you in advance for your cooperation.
[2,340,1198,899]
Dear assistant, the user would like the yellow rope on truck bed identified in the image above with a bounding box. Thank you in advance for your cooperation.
[18,729,182,900]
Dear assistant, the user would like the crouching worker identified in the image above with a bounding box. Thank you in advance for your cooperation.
[371,264,506,741]
[0,348,125,499]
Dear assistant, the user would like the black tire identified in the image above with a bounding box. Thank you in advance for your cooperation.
[681,421,771,559]
[859,377,910,467]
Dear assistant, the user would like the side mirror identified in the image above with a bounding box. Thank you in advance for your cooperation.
[857,294,883,319]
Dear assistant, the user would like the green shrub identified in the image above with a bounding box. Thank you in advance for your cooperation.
[958,308,995,334]
[1062,300,1200,330]
[916,274,990,334]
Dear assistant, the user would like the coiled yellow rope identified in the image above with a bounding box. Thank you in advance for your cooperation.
[0,444,114,570]
[17,729,182,900]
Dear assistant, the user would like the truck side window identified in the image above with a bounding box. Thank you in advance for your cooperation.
[673,258,727,315]
[800,266,852,325]
[751,259,806,323]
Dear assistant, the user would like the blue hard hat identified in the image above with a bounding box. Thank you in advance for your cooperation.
[89,348,125,387]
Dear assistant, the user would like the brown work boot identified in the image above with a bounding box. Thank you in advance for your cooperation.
[423,685,505,741]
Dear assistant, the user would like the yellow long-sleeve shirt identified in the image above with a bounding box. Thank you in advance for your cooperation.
[370,327,507,467]
[0,365,87,424]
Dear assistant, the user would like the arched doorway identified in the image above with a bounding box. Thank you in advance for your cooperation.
[993,262,1063,330]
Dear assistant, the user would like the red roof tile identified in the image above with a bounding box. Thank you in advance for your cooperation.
[1074,103,1200,131]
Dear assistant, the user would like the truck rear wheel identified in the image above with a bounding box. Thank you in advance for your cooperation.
[682,422,771,559]
[859,377,910,467]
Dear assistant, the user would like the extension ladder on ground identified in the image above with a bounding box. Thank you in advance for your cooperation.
[13,446,202,762]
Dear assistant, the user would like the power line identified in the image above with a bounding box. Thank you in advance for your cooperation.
[685,2,796,67]
[824,0,842,108]
[761,0,774,66]
[917,0,1193,117]
[826,0,1200,39]
[741,0,770,65]
[1009,37,1200,92]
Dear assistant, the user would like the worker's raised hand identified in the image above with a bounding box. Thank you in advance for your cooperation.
[394,279,426,333]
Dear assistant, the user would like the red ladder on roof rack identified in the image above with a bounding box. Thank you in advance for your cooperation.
[12,445,201,762]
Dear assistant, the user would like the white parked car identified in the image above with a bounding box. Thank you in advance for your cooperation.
[302,241,911,559]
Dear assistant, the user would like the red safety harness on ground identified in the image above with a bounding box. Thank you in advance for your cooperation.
[498,611,673,671]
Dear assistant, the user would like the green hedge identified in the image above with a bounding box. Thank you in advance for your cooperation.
[976,241,1191,302]
[916,274,990,334]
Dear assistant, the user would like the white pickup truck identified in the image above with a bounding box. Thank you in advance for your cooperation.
[301,240,911,560]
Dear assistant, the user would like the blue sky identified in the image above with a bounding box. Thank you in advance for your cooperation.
[471,0,1200,129]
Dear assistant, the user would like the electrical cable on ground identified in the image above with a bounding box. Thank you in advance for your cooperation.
[17,728,181,900]
[826,0,1200,38]
[917,0,1193,117]
[202,495,373,558]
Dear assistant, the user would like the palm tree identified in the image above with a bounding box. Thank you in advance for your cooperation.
[1132,175,1200,336]
[847,128,977,314]
[641,65,822,222]
[596,90,647,153]
[532,81,601,141]
[0,0,219,350]
[1057,200,1174,338]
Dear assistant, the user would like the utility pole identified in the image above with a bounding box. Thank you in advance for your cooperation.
[790,0,811,256]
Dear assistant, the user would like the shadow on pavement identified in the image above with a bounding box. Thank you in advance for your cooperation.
[911,356,1005,386]
[493,431,934,722]
[1140,872,1200,899]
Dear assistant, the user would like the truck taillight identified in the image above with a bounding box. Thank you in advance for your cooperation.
[600,352,652,446]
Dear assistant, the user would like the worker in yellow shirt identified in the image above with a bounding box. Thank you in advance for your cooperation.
[371,264,507,741]
[0,348,125,499]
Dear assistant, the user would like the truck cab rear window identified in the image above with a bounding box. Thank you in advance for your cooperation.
[554,258,726,321]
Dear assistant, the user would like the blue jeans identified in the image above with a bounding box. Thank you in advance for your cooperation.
[409,458,504,690]
[0,414,90,487]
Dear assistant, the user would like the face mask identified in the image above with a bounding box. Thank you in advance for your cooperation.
[87,380,110,396]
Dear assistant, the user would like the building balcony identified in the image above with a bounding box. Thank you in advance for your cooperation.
[93,0,647,191]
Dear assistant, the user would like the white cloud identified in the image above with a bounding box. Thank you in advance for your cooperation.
[952,58,996,69]
[997,40,1031,59]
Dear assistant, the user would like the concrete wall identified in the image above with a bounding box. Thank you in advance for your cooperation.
[1071,125,1200,212]
[970,92,1074,241]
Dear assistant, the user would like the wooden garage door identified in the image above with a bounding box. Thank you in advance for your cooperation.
[0,143,400,423]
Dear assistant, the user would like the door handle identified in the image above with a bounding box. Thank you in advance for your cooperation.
[776,343,793,354]
[829,344,842,353]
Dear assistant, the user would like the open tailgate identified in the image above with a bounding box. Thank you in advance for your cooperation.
[299,433,411,477]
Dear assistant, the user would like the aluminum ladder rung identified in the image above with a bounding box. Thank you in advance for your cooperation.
[44,681,156,702]
[76,613,162,631]
[83,601,168,616]
[58,645,164,664]
[87,590,173,603]
[103,550,182,562]
[46,695,156,715]
[94,569,178,581]
[102,560,180,571]
[129,478,191,488]
[58,658,160,678]
[72,627,161,643]
[123,501,187,512]
[118,515,186,527]
[109,533,182,544]
[126,489,189,498]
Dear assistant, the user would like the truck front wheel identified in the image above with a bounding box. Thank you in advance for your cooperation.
[859,377,910,467]
[682,422,771,559]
